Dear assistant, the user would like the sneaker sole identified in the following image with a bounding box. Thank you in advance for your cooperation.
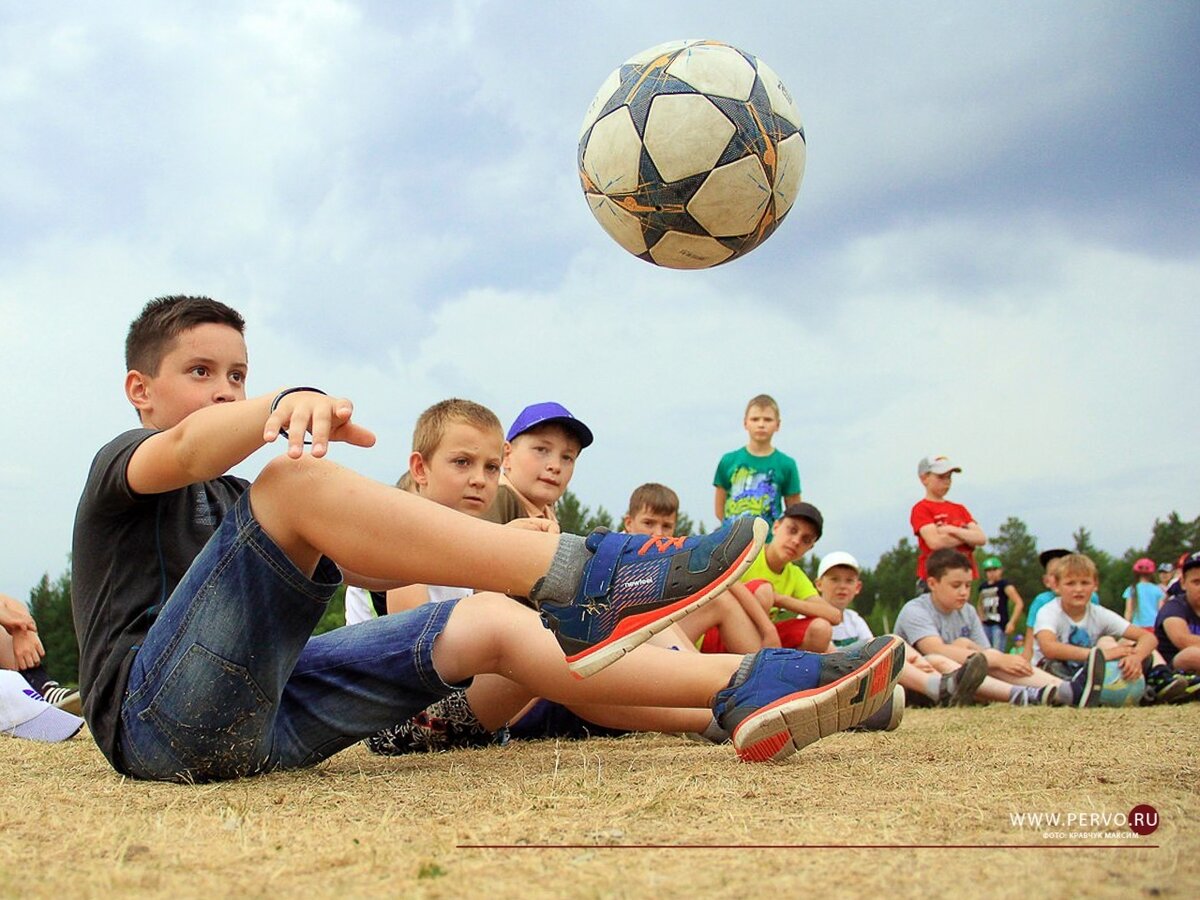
[1154,677,1188,704]
[950,653,989,707]
[565,517,768,679]
[1077,647,1105,709]
[731,636,906,762]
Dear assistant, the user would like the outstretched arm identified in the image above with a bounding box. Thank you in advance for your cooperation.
[127,389,376,495]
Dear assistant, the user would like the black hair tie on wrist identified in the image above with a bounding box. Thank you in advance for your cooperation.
[270,386,328,441]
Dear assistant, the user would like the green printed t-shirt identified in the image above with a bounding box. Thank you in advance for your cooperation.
[713,447,801,529]
[741,547,817,622]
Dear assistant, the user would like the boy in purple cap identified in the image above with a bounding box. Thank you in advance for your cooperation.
[482,401,593,527]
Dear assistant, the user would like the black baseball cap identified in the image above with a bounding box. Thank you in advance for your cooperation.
[781,502,823,538]
[1038,548,1070,569]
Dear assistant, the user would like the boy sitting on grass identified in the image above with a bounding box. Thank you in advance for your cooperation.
[1153,551,1200,700]
[1033,553,1186,703]
[817,552,987,714]
[896,549,1104,708]
[703,502,840,654]
[73,295,902,779]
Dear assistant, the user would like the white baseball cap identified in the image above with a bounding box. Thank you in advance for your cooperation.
[918,455,962,476]
[0,670,84,743]
[817,551,861,579]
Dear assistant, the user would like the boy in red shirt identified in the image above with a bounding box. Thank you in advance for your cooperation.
[910,455,986,590]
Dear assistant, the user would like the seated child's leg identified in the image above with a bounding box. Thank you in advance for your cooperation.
[774,616,832,652]
[250,455,556,592]
[118,491,343,782]
[675,592,762,654]
[1173,647,1200,673]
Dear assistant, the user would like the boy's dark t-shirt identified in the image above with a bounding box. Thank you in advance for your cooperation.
[71,428,249,769]
[977,578,1010,626]
[1154,594,1200,666]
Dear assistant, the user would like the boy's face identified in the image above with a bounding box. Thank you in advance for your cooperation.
[127,322,248,430]
[927,567,973,613]
[770,515,819,563]
[503,424,581,509]
[984,568,1002,584]
[816,566,861,610]
[1179,568,1200,609]
[412,422,503,516]
[743,404,780,444]
[920,470,953,500]
[1054,571,1097,615]
[624,506,677,537]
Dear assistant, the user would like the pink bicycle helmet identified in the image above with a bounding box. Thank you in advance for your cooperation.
[1132,557,1156,574]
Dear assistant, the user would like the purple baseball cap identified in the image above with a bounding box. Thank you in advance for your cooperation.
[505,402,594,449]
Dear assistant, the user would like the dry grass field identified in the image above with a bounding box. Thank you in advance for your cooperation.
[2,704,1196,899]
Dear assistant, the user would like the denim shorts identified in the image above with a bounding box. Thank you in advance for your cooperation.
[118,490,467,782]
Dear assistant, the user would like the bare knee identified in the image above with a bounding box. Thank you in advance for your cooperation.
[803,619,833,652]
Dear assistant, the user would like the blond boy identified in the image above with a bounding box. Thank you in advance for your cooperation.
[1033,553,1156,683]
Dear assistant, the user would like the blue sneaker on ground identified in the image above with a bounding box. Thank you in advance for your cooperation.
[539,516,767,678]
[712,636,906,762]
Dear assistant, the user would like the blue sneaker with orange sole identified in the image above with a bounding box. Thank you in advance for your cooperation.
[538,516,767,678]
[713,636,906,762]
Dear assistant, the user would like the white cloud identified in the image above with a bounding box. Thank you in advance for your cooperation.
[0,1,1196,597]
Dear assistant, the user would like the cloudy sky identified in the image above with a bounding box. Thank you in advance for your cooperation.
[1,1,1197,598]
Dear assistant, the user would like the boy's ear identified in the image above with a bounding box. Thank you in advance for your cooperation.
[125,370,151,415]
[501,441,513,468]
[409,451,429,488]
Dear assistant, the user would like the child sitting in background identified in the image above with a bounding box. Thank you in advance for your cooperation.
[897,549,1104,708]
[1035,553,1186,703]
[817,551,987,712]
[481,401,591,528]
[704,502,840,654]
[1153,551,1200,700]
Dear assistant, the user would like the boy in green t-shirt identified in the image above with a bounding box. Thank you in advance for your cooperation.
[713,393,801,530]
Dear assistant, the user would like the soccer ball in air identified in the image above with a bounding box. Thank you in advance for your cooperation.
[578,40,805,269]
[1099,661,1146,708]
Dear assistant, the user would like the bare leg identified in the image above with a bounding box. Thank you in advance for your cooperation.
[922,653,1060,702]
[464,624,709,732]
[249,456,556,589]
[1173,647,1200,673]
[433,592,741,708]
[675,591,763,653]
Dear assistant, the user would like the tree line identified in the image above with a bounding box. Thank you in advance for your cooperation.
[21,499,1199,685]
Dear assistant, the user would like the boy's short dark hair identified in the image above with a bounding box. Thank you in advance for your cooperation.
[126,295,245,375]
[926,548,973,580]
[625,483,679,519]
[745,393,780,418]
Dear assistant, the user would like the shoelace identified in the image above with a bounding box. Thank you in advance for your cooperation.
[637,535,687,555]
